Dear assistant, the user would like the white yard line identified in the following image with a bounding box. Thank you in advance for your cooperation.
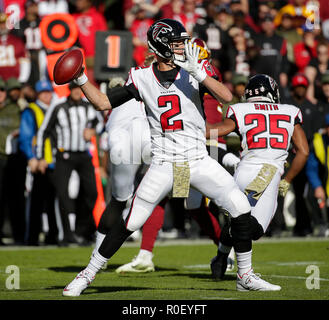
[0,236,328,251]
[267,274,329,282]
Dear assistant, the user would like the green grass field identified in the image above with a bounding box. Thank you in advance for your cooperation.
[0,238,328,301]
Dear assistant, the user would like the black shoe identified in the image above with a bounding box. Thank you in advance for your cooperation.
[210,251,229,280]
[58,234,79,247]
[44,235,58,245]
[77,237,93,247]
[26,239,39,246]
[293,228,312,237]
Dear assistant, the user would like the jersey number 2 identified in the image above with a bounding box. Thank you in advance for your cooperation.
[158,95,183,132]
[245,114,290,150]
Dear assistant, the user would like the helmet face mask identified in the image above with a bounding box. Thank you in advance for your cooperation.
[147,19,190,61]
[244,74,280,104]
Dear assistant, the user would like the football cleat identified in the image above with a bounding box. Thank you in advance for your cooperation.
[115,252,155,274]
[210,251,228,280]
[63,269,95,296]
[236,269,281,291]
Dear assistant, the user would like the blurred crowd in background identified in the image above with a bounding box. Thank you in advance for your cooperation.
[1,0,329,247]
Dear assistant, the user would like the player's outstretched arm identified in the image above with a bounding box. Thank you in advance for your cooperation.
[206,118,236,139]
[283,123,309,184]
[74,72,112,111]
[202,76,233,104]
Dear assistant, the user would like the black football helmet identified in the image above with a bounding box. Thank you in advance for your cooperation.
[147,19,190,60]
[244,74,280,103]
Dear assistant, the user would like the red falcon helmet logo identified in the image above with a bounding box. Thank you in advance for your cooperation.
[152,22,173,41]
[268,75,277,91]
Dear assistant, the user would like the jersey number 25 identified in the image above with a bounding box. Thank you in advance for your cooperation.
[245,113,290,150]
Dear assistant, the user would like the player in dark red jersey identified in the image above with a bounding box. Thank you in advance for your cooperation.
[0,13,30,82]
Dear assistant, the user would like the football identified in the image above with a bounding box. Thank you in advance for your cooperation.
[53,49,83,85]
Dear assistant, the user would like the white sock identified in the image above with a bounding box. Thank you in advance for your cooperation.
[85,250,108,277]
[138,249,153,260]
[218,242,232,254]
[236,250,252,276]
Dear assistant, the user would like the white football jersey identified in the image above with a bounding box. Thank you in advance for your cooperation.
[227,102,303,171]
[126,64,208,162]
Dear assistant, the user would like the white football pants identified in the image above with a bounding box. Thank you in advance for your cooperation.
[234,162,281,232]
[125,156,251,232]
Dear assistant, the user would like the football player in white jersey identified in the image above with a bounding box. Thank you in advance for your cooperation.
[115,39,239,274]
[207,74,309,282]
[95,54,225,273]
[63,19,281,296]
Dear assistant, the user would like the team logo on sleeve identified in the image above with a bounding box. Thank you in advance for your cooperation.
[152,22,173,42]
[202,60,215,76]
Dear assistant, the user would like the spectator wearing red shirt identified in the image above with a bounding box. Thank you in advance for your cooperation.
[3,0,26,28]
[176,0,199,35]
[293,25,318,73]
[72,0,107,86]
[123,0,166,29]
[319,0,329,21]
[72,0,108,59]
[130,8,154,66]
[0,13,30,83]
[160,0,199,35]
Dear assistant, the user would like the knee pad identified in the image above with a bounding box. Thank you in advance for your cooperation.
[250,215,264,240]
[230,212,252,242]
[136,170,170,204]
[230,212,252,252]
[228,188,251,216]
[125,204,150,232]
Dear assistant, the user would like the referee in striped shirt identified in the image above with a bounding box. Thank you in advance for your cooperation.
[36,82,103,245]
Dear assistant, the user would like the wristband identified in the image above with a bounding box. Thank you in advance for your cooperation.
[73,73,88,86]
[192,69,207,83]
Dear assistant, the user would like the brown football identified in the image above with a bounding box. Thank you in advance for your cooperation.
[53,49,83,85]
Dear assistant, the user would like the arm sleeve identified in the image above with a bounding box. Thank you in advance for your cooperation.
[107,84,140,108]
